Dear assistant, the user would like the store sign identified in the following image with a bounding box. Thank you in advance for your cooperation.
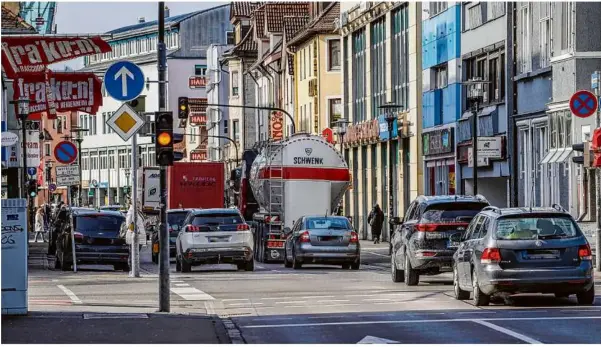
[322,128,335,144]
[478,136,503,159]
[378,114,398,141]
[190,113,207,126]
[25,131,40,168]
[1,36,112,78]
[270,111,284,141]
[13,71,103,119]
[189,76,207,89]
[343,120,379,145]
[190,150,207,161]
[423,128,454,156]
[189,98,208,126]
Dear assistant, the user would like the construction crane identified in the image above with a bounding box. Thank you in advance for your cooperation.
[19,2,57,34]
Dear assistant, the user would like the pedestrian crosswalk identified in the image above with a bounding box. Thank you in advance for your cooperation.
[170,280,215,301]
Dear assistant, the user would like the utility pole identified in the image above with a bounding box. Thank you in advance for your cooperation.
[594,70,601,271]
[157,2,170,312]
[130,134,140,277]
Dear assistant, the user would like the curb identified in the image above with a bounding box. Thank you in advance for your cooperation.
[221,318,246,344]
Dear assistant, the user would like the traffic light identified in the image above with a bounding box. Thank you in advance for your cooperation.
[155,111,174,166]
[592,128,601,168]
[178,97,189,119]
[27,179,37,198]
[127,95,146,113]
[572,142,591,167]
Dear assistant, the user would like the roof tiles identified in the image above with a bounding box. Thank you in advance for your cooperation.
[230,2,262,19]
[264,2,310,34]
[288,2,340,47]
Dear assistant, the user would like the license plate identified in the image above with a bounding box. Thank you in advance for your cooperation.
[524,250,560,260]
[447,241,460,248]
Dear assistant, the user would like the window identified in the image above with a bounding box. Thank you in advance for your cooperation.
[231,71,239,96]
[495,216,579,240]
[465,3,483,30]
[327,39,341,71]
[434,65,448,89]
[392,5,409,111]
[108,150,115,169]
[44,143,51,157]
[82,153,89,170]
[560,2,574,53]
[148,148,155,166]
[224,120,229,135]
[90,152,98,170]
[463,46,505,109]
[99,150,107,169]
[56,116,63,133]
[539,2,551,68]
[371,18,386,119]
[329,99,342,127]
[518,3,531,74]
[118,149,127,169]
[430,2,448,16]
[352,28,367,123]
[194,65,207,76]
[190,126,197,144]
[233,120,240,141]
[487,2,505,20]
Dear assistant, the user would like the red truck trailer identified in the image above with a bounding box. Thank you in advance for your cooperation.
[167,162,225,209]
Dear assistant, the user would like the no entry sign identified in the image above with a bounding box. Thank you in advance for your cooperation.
[54,141,78,165]
[569,90,598,118]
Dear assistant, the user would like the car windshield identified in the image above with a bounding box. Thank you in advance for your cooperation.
[495,216,580,240]
[192,213,243,226]
[421,202,488,223]
[306,217,352,230]
[168,212,188,231]
[74,215,124,233]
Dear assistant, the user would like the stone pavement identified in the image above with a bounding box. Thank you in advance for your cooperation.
[1,311,231,344]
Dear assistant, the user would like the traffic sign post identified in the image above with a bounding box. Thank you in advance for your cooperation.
[569,90,598,119]
[592,72,601,271]
[55,165,80,273]
[104,61,145,102]
[54,141,78,165]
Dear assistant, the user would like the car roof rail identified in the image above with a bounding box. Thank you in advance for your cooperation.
[551,204,567,213]
[481,206,501,214]
[475,194,488,202]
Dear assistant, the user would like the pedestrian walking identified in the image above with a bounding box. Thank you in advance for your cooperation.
[34,207,47,242]
[367,204,384,244]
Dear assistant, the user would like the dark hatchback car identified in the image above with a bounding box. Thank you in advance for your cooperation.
[283,215,360,270]
[390,195,489,285]
[452,206,595,306]
[151,209,192,263]
[55,208,129,271]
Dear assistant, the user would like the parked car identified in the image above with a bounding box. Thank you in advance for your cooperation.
[151,209,192,263]
[452,205,595,306]
[100,205,124,213]
[391,195,490,285]
[55,208,129,271]
[283,215,360,270]
[175,208,254,272]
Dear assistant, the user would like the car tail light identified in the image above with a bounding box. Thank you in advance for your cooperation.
[417,251,437,257]
[481,248,501,264]
[73,232,83,243]
[578,244,592,260]
[350,232,358,243]
[186,225,200,232]
[415,222,469,232]
[237,224,250,231]
[299,231,310,243]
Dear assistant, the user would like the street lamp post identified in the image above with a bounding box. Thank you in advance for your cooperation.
[124,169,131,204]
[463,78,490,196]
[379,102,403,243]
[71,127,88,207]
[13,98,30,199]
[333,119,350,153]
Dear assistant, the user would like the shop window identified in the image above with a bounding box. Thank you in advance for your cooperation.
[328,39,341,71]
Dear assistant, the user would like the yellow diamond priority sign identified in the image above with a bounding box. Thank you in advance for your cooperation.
[107,103,146,141]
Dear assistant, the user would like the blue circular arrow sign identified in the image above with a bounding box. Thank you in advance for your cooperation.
[104,61,145,102]
[27,167,37,176]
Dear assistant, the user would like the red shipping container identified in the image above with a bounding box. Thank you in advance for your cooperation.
[167,162,225,209]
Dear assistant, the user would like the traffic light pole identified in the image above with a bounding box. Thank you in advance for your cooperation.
[130,134,140,278]
[595,71,601,271]
[157,2,170,313]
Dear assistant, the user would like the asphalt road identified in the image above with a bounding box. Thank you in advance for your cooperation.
[22,240,601,344]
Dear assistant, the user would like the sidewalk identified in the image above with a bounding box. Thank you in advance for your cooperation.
[1,311,231,344]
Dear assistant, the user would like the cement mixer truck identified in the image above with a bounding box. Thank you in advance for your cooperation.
[234,133,351,263]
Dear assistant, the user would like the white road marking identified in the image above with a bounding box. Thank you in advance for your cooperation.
[472,319,542,344]
[357,335,399,344]
[170,286,215,301]
[363,298,394,302]
[57,285,82,304]
[173,283,189,287]
[301,295,336,299]
[364,251,391,258]
[204,302,215,315]
[222,299,251,302]
[318,299,350,303]
[242,315,601,328]
[276,301,307,305]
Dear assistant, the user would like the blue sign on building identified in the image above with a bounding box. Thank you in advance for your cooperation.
[104,61,145,102]
[377,115,398,141]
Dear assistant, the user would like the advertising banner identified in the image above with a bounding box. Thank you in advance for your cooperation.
[13,71,103,119]
[270,111,284,141]
[1,36,111,78]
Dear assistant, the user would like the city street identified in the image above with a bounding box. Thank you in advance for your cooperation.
[9,241,601,344]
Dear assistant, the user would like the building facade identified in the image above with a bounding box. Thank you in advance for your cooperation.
[341,2,423,240]
[78,5,231,206]
[421,2,461,196]
[206,44,233,163]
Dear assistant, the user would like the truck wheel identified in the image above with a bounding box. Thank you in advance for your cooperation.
[181,259,192,273]
[244,261,254,272]
[404,255,419,286]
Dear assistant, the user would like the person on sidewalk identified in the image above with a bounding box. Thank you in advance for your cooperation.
[34,207,46,242]
[367,204,384,244]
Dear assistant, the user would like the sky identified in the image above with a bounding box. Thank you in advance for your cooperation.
[50,1,226,70]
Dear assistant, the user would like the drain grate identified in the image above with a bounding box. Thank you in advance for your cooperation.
[83,313,149,319]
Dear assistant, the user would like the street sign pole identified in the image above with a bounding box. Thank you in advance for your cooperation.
[594,71,601,270]
[131,134,140,278]
[67,186,77,273]
[158,2,170,313]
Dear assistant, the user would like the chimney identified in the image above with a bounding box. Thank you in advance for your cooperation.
[138,17,145,23]
[164,6,170,18]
